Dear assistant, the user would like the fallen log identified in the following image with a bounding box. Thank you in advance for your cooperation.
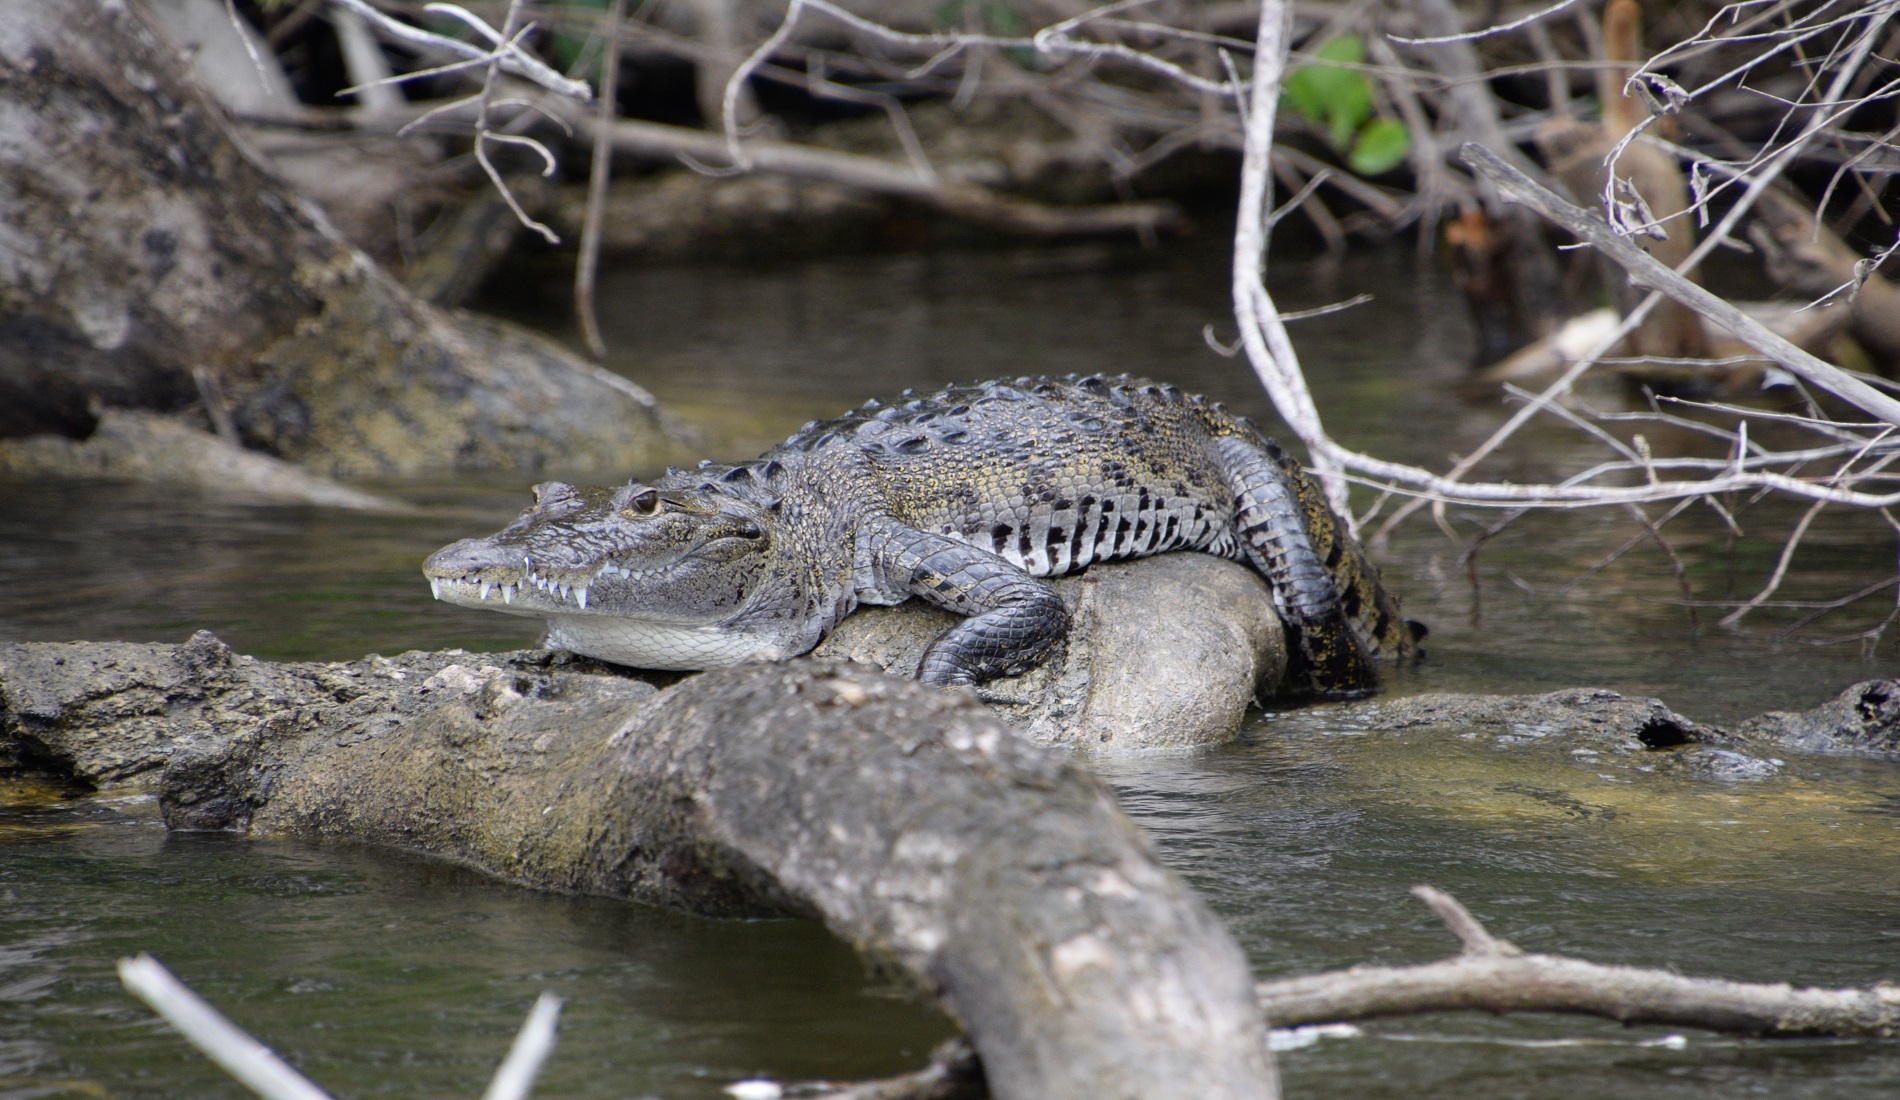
[0,634,1278,1100]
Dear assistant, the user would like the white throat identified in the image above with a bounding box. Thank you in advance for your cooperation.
[542,614,775,671]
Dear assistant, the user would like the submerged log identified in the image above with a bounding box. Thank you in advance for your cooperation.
[0,409,404,510]
[0,634,1279,1100]
[0,0,674,476]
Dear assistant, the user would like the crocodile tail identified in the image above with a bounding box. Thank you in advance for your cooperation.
[1285,611,1380,698]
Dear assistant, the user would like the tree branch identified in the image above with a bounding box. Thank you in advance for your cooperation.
[1461,141,1900,427]
[562,105,1185,238]
[1257,887,1900,1037]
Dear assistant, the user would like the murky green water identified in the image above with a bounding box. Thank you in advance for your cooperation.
[4,240,1899,1098]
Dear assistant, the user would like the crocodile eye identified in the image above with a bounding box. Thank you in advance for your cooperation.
[626,488,661,516]
[532,481,577,508]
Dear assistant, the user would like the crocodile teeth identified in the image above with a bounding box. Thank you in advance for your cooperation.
[575,586,589,609]
[558,584,571,601]
[430,577,442,599]
[479,581,492,600]
[502,584,514,605]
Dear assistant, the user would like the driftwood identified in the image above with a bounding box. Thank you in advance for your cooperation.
[816,554,1286,752]
[1258,887,1900,1038]
[0,634,1277,1100]
[0,0,673,476]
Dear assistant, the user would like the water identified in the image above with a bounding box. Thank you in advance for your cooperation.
[4,240,1899,1098]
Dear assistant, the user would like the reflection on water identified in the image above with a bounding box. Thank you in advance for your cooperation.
[4,240,1900,1098]
[0,796,953,1100]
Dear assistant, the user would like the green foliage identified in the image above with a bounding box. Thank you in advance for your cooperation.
[1282,35,1410,178]
[1348,116,1410,176]
[1283,36,1371,146]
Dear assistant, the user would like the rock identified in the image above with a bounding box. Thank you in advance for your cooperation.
[0,0,680,476]
[815,555,1287,753]
[1735,679,1900,754]
[1327,688,1720,751]
[1279,687,1780,779]
[1326,681,1900,765]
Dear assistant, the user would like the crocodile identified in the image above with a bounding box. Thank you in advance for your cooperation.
[423,374,1416,695]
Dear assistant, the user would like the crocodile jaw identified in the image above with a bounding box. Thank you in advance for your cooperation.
[542,614,779,670]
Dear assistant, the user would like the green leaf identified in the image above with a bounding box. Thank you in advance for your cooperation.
[1282,35,1371,147]
[1348,117,1410,176]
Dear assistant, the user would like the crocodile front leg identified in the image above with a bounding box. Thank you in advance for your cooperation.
[864,520,1070,687]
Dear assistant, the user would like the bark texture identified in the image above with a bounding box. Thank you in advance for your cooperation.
[0,634,1278,1100]
[0,0,672,475]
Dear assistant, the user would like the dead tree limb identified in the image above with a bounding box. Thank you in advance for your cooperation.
[1460,142,1900,429]
[569,108,1185,238]
[1258,886,1900,1037]
[0,638,1278,1100]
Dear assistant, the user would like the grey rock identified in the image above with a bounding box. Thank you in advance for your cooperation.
[1278,687,1782,780]
[1735,679,1900,755]
[815,554,1287,753]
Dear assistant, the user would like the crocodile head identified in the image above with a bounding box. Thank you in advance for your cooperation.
[422,479,781,669]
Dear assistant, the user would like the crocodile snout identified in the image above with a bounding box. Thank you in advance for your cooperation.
[424,538,521,580]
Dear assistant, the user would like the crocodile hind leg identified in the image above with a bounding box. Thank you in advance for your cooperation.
[865,521,1070,687]
[1210,435,1379,695]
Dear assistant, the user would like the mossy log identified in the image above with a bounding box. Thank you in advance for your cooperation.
[0,635,1278,1100]
[0,0,673,476]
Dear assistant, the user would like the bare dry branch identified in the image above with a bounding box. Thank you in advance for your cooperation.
[119,954,337,1100]
[1461,142,1900,427]
[324,0,592,100]
[1257,888,1900,1037]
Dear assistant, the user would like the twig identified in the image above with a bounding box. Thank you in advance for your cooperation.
[118,955,335,1100]
[481,993,563,1100]
[1256,887,1900,1037]
[1390,0,1584,45]
[471,5,560,245]
[324,0,592,100]
[575,0,627,357]
[121,954,564,1100]
[544,103,1183,237]
[1231,0,1349,514]
[1461,142,1900,427]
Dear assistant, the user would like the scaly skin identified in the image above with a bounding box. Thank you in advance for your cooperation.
[424,374,1416,695]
